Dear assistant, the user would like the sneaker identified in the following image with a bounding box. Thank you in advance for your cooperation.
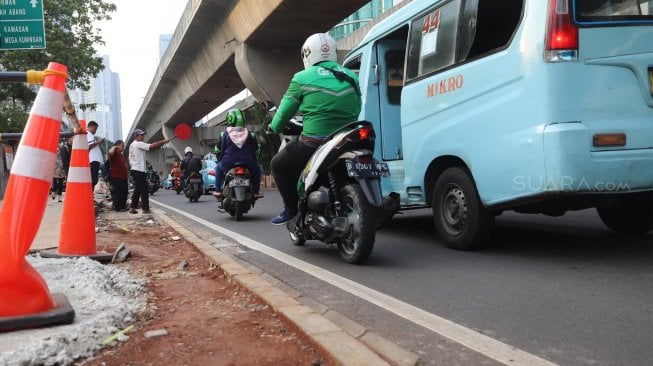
[51,192,55,200]
[271,208,297,225]
[129,208,138,214]
[253,192,264,199]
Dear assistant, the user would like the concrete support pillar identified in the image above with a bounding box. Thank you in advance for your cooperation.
[235,43,302,106]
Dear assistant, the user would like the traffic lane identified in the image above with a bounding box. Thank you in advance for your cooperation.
[152,188,653,365]
[151,190,502,365]
[364,209,652,366]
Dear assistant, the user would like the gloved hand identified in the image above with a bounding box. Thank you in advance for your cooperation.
[265,125,275,135]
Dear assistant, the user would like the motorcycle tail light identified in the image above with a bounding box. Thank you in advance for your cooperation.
[208,169,215,176]
[235,167,246,176]
[358,126,372,140]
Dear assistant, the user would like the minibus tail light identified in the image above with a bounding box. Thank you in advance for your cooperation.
[544,0,578,62]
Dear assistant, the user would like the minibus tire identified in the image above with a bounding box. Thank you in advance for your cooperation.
[596,193,653,234]
[432,167,493,250]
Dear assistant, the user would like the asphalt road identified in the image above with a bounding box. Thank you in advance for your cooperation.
[151,188,653,366]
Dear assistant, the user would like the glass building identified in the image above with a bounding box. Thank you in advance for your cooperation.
[330,0,405,40]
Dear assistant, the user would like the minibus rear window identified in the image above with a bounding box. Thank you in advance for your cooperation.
[575,0,653,24]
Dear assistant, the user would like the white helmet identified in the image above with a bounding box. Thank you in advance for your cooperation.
[301,33,337,69]
[184,146,193,155]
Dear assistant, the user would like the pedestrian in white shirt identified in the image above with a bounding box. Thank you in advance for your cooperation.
[87,121,104,193]
[128,129,171,214]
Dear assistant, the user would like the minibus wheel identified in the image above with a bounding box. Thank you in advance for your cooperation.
[596,192,653,234]
[432,167,493,250]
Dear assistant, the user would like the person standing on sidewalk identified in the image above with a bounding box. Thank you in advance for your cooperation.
[60,137,72,177]
[128,129,171,214]
[87,121,104,194]
[107,140,129,211]
[51,142,67,202]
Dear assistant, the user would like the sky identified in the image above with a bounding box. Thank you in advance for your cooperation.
[96,0,188,139]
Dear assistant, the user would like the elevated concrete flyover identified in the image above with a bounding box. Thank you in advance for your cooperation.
[129,0,369,171]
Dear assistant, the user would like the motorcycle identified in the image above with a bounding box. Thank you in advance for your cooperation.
[218,164,258,221]
[184,172,202,202]
[147,174,159,196]
[172,175,182,194]
[283,121,391,264]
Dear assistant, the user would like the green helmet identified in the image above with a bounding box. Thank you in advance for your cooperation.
[226,108,245,127]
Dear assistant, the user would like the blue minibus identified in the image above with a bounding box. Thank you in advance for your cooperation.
[343,0,653,249]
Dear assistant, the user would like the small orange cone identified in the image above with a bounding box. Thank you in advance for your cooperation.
[0,62,75,330]
[40,120,112,263]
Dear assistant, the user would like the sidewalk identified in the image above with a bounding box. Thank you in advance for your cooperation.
[1,195,419,366]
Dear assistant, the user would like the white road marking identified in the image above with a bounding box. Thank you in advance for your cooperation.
[153,200,557,366]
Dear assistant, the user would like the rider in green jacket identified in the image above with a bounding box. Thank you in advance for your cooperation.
[270,32,362,225]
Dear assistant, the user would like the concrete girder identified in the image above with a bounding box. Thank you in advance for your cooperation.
[235,43,300,105]
[131,0,370,173]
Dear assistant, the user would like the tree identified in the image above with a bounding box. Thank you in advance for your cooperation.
[0,0,117,132]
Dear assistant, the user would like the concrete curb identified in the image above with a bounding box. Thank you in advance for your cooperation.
[151,208,420,366]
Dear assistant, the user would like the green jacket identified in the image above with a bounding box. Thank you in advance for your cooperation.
[270,60,362,137]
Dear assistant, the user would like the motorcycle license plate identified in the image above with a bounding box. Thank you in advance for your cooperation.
[229,178,250,187]
[345,159,390,178]
[189,178,201,183]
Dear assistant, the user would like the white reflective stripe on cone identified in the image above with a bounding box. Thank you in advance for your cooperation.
[10,145,56,183]
[30,87,65,122]
[72,134,87,150]
[67,166,92,183]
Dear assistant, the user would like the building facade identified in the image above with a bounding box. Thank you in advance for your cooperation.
[69,55,123,144]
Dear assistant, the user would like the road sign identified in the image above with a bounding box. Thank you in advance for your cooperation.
[0,0,46,50]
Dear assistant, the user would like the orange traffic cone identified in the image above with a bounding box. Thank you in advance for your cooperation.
[0,62,75,331]
[40,120,112,263]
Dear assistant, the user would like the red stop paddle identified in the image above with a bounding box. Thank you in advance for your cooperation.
[172,123,192,140]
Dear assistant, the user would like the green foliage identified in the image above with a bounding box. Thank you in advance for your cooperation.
[0,0,117,132]
[250,101,280,176]
[0,103,29,133]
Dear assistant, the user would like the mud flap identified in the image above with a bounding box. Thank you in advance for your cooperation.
[234,186,246,201]
[356,177,384,207]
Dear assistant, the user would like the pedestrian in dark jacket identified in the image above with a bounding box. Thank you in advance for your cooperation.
[107,140,129,211]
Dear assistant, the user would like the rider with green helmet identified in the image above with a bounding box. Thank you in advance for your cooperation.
[213,108,263,198]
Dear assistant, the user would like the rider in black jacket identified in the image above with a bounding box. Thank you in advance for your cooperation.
[180,146,202,189]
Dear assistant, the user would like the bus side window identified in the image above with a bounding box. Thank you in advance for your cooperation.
[464,0,523,60]
[344,55,362,76]
[386,50,405,105]
[406,0,462,80]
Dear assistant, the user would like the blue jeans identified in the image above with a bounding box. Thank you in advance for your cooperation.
[215,162,262,194]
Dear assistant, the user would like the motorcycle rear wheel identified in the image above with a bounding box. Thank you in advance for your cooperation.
[337,183,375,264]
[234,200,246,221]
[289,230,306,246]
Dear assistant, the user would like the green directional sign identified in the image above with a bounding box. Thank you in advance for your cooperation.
[0,0,46,50]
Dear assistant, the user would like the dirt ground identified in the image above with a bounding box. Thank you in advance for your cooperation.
[77,210,330,366]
